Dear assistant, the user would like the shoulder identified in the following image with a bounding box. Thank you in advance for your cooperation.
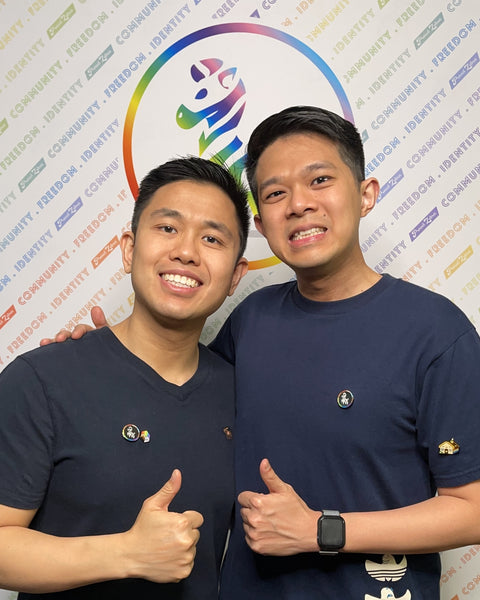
[3,329,111,379]
[380,276,476,351]
[230,280,295,315]
[210,281,296,362]
[385,276,470,324]
[219,280,295,336]
[200,343,235,373]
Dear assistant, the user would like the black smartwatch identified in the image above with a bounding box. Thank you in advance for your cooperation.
[317,510,345,555]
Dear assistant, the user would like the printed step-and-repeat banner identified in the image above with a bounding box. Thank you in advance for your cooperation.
[0,0,479,598]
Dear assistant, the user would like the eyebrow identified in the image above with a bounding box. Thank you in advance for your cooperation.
[258,161,337,194]
[204,220,234,241]
[149,208,181,219]
[148,208,234,240]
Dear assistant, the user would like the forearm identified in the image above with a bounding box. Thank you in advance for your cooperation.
[342,493,480,555]
[241,462,480,558]
[0,526,128,593]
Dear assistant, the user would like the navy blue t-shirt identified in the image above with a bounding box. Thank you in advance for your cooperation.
[211,274,480,600]
[0,328,235,599]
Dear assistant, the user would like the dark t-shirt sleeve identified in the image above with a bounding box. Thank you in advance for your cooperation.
[417,327,480,488]
[0,357,54,509]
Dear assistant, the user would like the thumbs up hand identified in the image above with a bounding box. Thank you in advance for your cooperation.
[238,459,320,556]
[124,470,204,583]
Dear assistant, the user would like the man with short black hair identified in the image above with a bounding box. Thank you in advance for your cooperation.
[0,157,249,599]
[213,106,480,599]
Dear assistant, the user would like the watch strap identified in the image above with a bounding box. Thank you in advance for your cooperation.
[317,509,345,555]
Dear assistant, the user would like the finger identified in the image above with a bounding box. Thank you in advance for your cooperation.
[259,458,289,494]
[238,491,260,509]
[54,329,71,343]
[91,305,108,329]
[239,506,254,525]
[71,324,93,339]
[183,510,204,529]
[151,469,182,510]
[242,522,255,542]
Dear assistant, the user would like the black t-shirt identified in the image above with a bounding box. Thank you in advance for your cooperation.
[212,275,480,600]
[0,328,235,599]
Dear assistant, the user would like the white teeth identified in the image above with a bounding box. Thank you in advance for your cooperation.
[162,274,200,288]
[291,227,326,241]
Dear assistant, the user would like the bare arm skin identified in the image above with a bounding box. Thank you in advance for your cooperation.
[239,459,480,556]
[0,470,203,593]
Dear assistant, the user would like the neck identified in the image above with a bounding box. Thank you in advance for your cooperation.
[111,310,203,386]
[296,261,381,302]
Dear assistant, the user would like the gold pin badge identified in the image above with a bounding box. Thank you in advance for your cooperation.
[438,438,459,455]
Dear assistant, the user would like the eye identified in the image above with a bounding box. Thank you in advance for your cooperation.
[263,189,285,202]
[203,235,220,245]
[158,225,176,233]
[312,175,329,185]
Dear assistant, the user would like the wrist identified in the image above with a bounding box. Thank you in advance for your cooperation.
[317,510,345,555]
[114,530,138,580]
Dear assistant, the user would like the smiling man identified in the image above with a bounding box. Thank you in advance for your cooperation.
[0,157,249,599]
[210,106,480,599]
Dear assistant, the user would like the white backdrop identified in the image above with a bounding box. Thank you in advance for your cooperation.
[0,1,479,598]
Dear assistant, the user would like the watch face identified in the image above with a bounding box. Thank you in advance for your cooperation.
[320,515,345,549]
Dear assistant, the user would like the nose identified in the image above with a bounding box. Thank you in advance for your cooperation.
[169,232,200,265]
[286,187,314,217]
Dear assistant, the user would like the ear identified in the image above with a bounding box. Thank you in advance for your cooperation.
[120,231,135,274]
[228,257,249,297]
[254,213,265,237]
[360,177,379,218]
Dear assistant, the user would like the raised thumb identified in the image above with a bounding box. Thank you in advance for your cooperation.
[260,458,288,493]
[153,469,182,510]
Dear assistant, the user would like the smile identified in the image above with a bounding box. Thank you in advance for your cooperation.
[161,274,200,288]
[290,227,326,241]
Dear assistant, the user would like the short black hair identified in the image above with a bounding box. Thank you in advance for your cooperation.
[131,156,250,258]
[245,106,365,208]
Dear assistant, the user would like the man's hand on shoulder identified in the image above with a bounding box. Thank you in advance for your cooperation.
[39,306,108,346]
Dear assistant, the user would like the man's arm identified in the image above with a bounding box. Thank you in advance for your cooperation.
[239,459,480,556]
[343,482,480,554]
[0,470,203,593]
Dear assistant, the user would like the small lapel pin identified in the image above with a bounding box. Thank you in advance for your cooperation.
[122,424,150,443]
[438,438,459,455]
[337,389,354,409]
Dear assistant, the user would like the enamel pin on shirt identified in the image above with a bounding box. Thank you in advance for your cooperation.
[122,424,150,443]
[337,390,354,409]
[438,438,459,454]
